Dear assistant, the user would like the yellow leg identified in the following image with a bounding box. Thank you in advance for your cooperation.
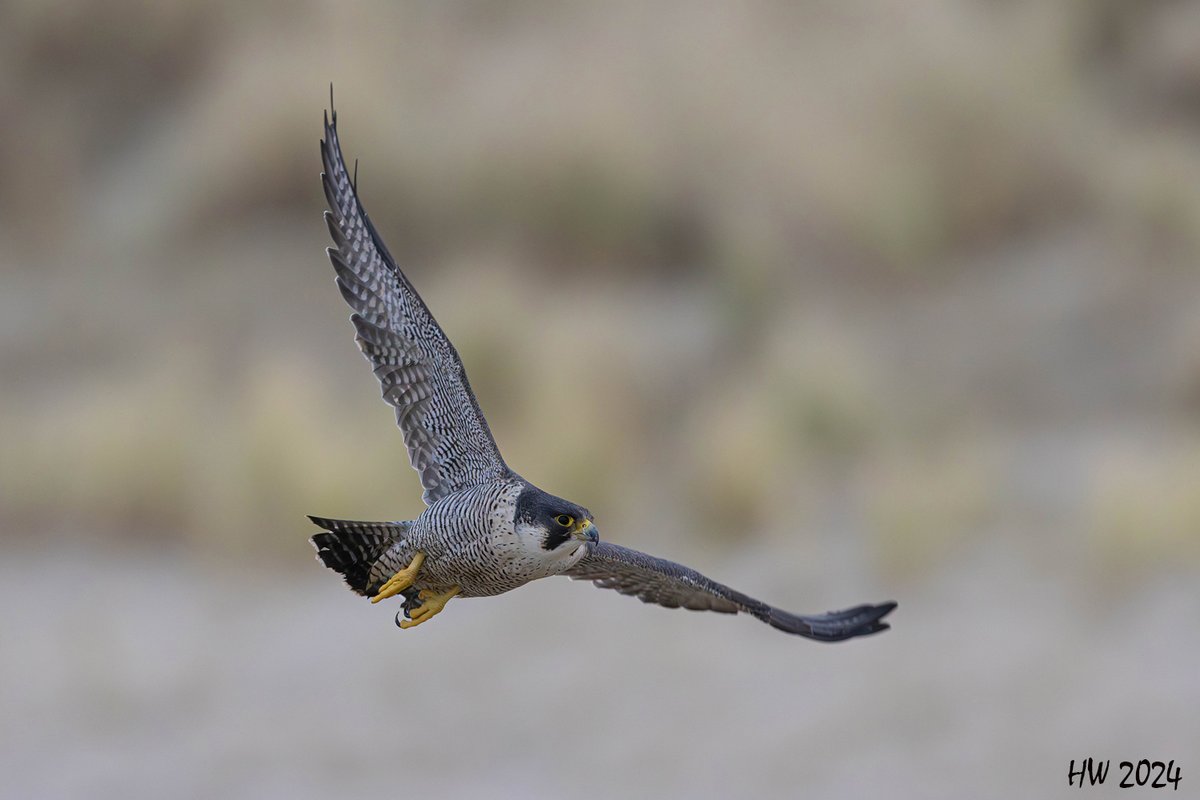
[370,551,426,604]
[398,586,460,629]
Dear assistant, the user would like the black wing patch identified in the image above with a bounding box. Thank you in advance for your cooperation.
[566,542,896,642]
[321,99,511,504]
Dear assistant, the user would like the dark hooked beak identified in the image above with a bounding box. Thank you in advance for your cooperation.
[571,519,599,544]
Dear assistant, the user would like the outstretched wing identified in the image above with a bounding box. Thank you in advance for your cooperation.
[320,102,511,505]
[566,542,896,641]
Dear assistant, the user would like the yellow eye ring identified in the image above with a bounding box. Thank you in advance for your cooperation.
[554,514,574,527]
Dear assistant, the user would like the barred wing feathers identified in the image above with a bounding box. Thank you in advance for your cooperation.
[320,105,510,505]
[567,542,896,642]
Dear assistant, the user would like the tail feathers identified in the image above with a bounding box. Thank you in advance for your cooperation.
[308,515,411,596]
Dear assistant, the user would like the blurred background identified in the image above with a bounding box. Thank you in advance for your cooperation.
[2,1,1199,797]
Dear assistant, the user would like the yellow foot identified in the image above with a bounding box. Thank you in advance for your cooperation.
[398,586,460,629]
[370,551,426,604]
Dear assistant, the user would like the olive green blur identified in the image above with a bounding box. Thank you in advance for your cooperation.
[1,2,1198,798]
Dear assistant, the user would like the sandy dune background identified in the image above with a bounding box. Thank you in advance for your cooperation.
[2,2,1199,798]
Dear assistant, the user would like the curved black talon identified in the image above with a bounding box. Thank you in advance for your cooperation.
[390,588,422,626]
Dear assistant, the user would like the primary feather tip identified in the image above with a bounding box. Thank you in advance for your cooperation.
[772,600,897,642]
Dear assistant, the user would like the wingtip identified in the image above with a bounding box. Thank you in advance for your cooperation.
[832,600,897,640]
[769,600,898,642]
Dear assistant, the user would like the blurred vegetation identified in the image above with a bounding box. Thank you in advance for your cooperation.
[2,0,1199,584]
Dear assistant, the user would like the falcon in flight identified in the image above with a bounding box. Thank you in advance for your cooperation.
[309,100,897,640]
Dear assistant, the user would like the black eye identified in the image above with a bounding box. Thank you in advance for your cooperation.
[554,514,573,527]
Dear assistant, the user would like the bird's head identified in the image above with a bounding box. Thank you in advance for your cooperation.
[514,485,598,556]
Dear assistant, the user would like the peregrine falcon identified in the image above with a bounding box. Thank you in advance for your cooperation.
[309,100,897,640]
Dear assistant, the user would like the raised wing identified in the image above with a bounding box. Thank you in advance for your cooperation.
[321,102,511,504]
[566,542,896,641]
